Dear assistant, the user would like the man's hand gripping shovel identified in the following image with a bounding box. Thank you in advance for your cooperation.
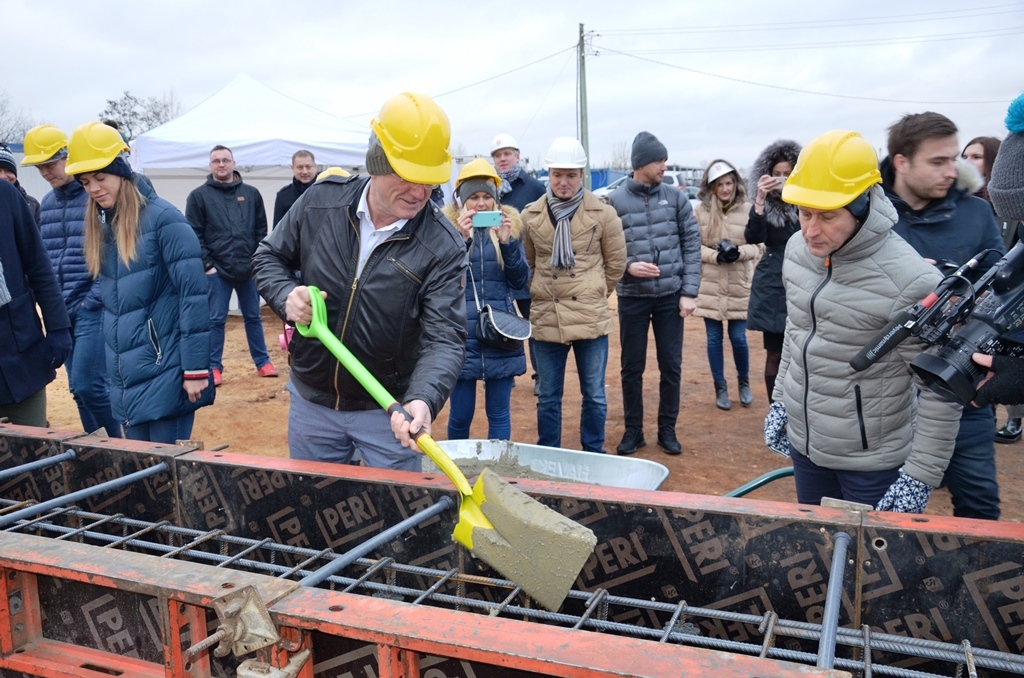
[296,287,596,611]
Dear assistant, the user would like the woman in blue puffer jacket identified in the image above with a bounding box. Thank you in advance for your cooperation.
[442,159,529,440]
[66,122,214,444]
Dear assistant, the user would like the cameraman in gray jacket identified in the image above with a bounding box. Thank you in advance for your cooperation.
[608,132,701,456]
[764,130,962,513]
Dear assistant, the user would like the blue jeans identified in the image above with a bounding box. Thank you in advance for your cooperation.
[942,406,999,520]
[124,412,195,445]
[66,307,121,436]
[534,336,609,454]
[704,318,749,384]
[207,272,270,371]
[791,445,899,507]
[447,376,515,440]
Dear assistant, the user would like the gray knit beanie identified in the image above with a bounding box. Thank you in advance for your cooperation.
[365,132,394,176]
[457,178,498,204]
[989,93,1024,221]
[631,131,668,171]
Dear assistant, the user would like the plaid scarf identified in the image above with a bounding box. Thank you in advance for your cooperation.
[547,186,584,270]
[497,164,521,198]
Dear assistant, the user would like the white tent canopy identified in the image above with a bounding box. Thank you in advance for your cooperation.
[132,75,369,169]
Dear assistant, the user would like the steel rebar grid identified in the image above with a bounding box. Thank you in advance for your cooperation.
[2,499,1023,676]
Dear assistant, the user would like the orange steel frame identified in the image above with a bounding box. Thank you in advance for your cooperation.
[4,423,1024,677]
[0,532,848,678]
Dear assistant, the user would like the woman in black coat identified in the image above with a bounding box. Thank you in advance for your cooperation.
[744,139,801,403]
[0,180,72,425]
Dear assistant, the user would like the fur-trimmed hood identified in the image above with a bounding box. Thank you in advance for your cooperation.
[747,139,801,229]
[441,203,523,240]
[955,156,985,195]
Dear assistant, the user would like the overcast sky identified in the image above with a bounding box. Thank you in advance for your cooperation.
[6,0,1022,174]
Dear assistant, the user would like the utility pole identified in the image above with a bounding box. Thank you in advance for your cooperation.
[578,23,591,190]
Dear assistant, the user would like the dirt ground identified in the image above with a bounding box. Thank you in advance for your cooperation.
[43,302,1024,522]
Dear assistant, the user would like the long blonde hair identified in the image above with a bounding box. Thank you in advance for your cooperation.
[696,160,747,244]
[84,177,145,277]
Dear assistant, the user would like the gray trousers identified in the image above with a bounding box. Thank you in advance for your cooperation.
[0,388,47,427]
[286,381,421,472]
[1002,404,1024,422]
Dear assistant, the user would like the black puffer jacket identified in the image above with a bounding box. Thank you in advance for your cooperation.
[744,139,802,335]
[252,175,468,417]
[609,178,701,298]
[185,172,268,283]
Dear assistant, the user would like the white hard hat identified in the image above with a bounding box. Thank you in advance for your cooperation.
[706,160,736,184]
[544,137,587,169]
[491,133,519,155]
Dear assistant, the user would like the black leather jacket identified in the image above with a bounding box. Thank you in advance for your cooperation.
[252,175,468,417]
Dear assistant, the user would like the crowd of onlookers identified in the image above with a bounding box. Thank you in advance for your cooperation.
[2,90,1023,519]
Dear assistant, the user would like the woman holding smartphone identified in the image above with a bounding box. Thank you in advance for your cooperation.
[443,159,529,440]
[65,122,214,444]
[744,139,802,403]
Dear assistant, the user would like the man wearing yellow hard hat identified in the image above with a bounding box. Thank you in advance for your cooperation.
[764,130,961,514]
[252,92,467,471]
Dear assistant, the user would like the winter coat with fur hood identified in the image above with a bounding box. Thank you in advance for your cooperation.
[521,191,626,343]
[744,140,802,335]
[775,185,962,488]
[441,203,529,381]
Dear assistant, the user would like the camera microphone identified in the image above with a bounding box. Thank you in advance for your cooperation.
[850,310,917,372]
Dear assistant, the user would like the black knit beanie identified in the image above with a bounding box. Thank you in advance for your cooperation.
[630,132,668,171]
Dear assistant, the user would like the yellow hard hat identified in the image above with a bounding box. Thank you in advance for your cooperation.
[65,122,130,176]
[782,130,881,210]
[21,125,68,166]
[370,92,452,185]
[316,166,351,182]
[455,158,501,190]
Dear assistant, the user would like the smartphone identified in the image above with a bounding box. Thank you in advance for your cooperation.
[471,211,503,228]
[774,176,788,190]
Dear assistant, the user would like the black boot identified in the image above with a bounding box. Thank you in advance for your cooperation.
[617,428,646,456]
[658,427,682,455]
[738,377,753,407]
[996,418,1022,444]
[714,380,731,410]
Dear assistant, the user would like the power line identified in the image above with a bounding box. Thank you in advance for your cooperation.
[596,4,1022,35]
[338,45,576,120]
[622,26,1023,55]
[593,45,1010,105]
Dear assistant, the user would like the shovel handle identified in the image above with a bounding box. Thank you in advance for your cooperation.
[296,286,473,496]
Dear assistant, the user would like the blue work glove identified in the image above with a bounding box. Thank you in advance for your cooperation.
[875,471,933,513]
[763,401,791,457]
[44,328,72,369]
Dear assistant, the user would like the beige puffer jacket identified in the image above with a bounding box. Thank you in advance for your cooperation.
[521,191,626,343]
[774,185,962,488]
[693,200,762,321]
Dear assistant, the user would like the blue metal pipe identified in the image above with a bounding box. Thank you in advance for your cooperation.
[0,462,168,528]
[817,531,851,668]
[0,450,76,482]
[300,495,454,587]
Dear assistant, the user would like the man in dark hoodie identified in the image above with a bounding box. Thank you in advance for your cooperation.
[273,150,317,226]
[186,145,276,386]
[881,111,1004,521]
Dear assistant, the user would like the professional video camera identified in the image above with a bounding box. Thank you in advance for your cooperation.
[850,242,1024,406]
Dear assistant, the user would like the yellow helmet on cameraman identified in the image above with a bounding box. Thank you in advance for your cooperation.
[370,92,451,185]
[315,166,351,182]
[455,158,501,191]
[782,130,881,210]
[65,122,130,176]
[21,125,68,166]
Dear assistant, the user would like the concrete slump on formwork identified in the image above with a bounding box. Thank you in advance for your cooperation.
[470,468,597,612]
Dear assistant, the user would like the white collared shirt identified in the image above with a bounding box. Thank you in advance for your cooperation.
[355,180,406,278]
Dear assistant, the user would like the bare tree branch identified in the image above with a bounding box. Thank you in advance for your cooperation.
[0,91,37,145]
[608,141,631,170]
[99,90,183,140]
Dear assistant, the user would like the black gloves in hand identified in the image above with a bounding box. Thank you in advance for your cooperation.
[716,239,740,264]
[975,354,1024,406]
[44,328,73,369]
